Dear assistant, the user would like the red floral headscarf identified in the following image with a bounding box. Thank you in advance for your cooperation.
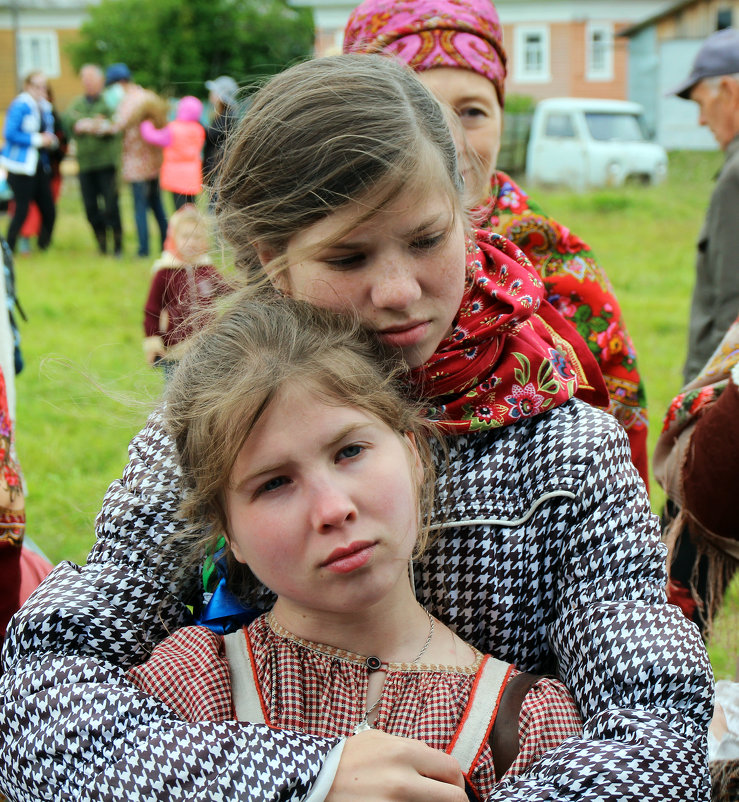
[414,230,608,432]
[344,0,507,105]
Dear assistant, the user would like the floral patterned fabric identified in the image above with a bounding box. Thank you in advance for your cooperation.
[480,171,649,485]
[0,363,26,639]
[0,366,23,547]
[653,315,739,632]
[344,0,507,103]
[657,317,739,441]
[413,229,608,432]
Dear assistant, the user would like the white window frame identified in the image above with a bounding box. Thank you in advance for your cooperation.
[16,30,61,80]
[586,22,613,82]
[514,25,551,84]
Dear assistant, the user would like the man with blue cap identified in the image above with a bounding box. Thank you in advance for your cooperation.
[104,63,131,111]
[671,28,739,382]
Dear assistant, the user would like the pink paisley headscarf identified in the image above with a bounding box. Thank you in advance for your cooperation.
[343,0,507,105]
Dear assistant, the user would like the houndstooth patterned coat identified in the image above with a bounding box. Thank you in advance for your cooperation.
[0,398,712,801]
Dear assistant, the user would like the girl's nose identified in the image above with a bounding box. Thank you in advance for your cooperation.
[310,480,357,534]
[370,261,423,311]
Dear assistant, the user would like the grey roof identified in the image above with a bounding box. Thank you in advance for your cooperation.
[618,0,701,38]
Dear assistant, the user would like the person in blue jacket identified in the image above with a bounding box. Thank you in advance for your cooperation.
[0,71,58,253]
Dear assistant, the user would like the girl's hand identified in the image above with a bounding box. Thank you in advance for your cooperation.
[143,336,166,366]
[327,729,467,802]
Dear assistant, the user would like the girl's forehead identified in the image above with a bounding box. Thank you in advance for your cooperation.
[232,387,396,472]
[290,183,457,250]
[263,383,380,424]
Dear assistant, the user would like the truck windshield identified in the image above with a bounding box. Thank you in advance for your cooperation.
[584,112,647,142]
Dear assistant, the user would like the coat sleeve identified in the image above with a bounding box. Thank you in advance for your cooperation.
[3,101,37,148]
[140,120,171,148]
[143,269,167,338]
[707,164,739,351]
[488,411,713,800]
[0,412,338,802]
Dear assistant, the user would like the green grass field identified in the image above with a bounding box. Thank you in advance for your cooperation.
[7,149,737,676]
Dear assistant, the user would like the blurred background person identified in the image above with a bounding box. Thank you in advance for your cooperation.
[0,71,58,254]
[12,85,68,256]
[669,28,739,384]
[140,96,205,211]
[65,64,123,257]
[110,64,169,258]
[203,75,239,193]
[142,205,230,380]
[103,61,129,113]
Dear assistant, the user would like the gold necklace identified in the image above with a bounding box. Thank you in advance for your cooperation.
[353,607,435,734]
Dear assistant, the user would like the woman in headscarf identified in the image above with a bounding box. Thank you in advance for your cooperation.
[344,0,650,487]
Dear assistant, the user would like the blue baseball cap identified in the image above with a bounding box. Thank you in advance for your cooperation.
[105,63,131,86]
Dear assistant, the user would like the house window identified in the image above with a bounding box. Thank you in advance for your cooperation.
[586,22,613,81]
[16,31,60,80]
[514,25,550,83]
[717,9,733,29]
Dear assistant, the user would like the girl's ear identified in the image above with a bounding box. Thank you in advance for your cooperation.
[255,243,275,268]
[255,244,291,294]
[226,532,248,566]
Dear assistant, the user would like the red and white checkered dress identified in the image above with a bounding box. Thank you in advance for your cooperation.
[127,615,581,797]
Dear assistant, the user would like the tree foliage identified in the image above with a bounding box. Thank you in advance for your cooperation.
[67,0,314,96]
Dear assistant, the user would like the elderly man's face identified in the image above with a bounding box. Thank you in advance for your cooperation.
[80,67,104,97]
[691,78,739,149]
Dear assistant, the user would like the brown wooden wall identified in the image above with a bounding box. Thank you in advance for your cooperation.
[657,0,739,40]
[1,28,83,127]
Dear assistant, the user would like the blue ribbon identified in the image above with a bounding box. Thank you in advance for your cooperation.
[194,544,260,634]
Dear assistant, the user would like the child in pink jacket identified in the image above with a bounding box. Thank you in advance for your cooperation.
[140,96,205,210]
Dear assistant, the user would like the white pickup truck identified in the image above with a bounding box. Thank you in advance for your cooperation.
[525,97,668,190]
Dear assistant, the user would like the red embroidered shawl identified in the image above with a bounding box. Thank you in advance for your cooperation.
[413,230,608,433]
[479,171,648,483]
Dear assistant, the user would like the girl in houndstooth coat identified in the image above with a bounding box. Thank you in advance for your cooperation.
[0,55,712,802]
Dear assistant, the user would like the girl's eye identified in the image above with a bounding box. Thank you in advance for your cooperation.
[258,475,290,495]
[323,253,365,270]
[336,443,364,461]
[458,107,488,125]
[411,233,445,252]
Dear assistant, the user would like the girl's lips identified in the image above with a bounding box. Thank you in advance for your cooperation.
[322,542,376,574]
[377,322,430,350]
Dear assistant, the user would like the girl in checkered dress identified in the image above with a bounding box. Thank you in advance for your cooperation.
[128,293,582,799]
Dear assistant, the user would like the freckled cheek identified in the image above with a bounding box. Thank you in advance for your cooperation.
[297,271,365,314]
[434,244,466,310]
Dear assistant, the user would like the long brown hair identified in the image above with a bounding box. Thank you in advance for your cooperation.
[214,53,463,283]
